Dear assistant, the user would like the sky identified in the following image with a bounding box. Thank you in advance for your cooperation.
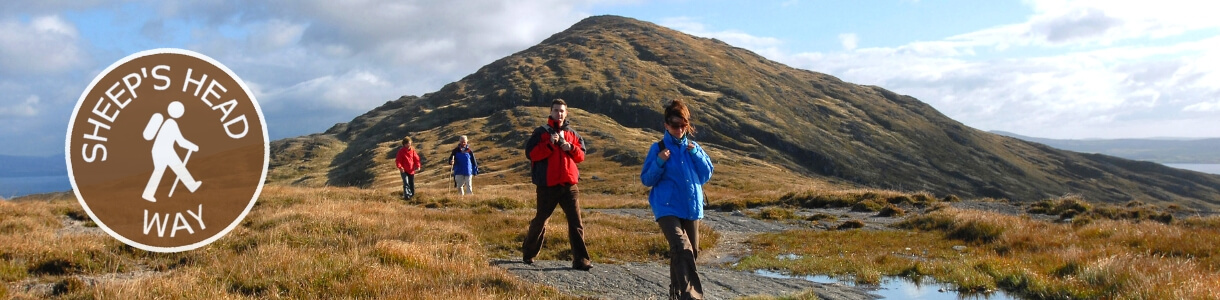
[2,0,1218,157]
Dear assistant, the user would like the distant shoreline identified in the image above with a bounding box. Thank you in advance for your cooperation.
[1,175,71,199]
[1164,163,1220,176]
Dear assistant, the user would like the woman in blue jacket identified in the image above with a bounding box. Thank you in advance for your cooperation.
[640,99,713,300]
[449,135,479,195]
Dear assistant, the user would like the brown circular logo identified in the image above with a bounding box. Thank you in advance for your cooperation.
[66,48,268,252]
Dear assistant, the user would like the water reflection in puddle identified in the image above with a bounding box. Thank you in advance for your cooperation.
[753,269,1017,300]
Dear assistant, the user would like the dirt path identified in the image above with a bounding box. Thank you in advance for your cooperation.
[493,259,875,300]
[495,209,884,300]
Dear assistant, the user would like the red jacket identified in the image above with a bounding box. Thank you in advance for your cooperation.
[526,118,585,186]
[395,147,421,175]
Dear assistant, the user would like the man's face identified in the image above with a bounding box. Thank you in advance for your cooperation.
[550,104,567,121]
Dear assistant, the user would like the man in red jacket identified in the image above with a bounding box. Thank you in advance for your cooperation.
[395,137,421,200]
[522,99,592,270]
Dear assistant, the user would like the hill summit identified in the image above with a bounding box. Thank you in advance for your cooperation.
[269,15,1220,209]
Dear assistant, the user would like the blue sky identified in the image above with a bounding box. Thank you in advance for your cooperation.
[2,0,1218,157]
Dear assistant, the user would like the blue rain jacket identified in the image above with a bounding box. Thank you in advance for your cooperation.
[640,131,714,221]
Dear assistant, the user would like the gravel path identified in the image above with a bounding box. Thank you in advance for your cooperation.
[493,259,875,300]
[495,208,891,300]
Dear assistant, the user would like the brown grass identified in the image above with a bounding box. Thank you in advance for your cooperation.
[7,184,1220,299]
[740,207,1220,299]
[2,185,718,299]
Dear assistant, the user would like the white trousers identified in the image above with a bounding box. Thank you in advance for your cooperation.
[455,175,474,195]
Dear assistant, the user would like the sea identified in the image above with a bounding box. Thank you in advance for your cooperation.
[1,175,71,199]
[1164,163,1220,175]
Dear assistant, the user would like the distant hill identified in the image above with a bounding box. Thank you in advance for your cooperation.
[268,15,1220,210]
[0,154,67,177]
[992,131,1220,164]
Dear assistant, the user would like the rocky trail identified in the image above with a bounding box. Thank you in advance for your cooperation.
[493,208,915,300]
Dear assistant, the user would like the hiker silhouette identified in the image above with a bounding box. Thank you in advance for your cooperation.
[141,101,201,202]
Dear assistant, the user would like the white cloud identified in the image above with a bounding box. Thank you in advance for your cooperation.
[838,33,858,51]
[262,70,393,110]
[130,0,610,139]
[660,16,785,57]
[1184,101,1220,112]
[0,95,39,117]
[0,15,87,75]
[753,2,1220,139]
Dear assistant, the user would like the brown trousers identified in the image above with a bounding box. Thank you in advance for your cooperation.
[658,216,702,300]
[522,184,591,268]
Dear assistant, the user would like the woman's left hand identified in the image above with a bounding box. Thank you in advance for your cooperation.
[687,141,695,151]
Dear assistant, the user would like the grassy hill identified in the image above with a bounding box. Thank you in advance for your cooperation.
[269,15,1220,210]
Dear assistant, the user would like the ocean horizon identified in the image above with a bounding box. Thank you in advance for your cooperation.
[1,175,71,199]
[1164,163,1220,176]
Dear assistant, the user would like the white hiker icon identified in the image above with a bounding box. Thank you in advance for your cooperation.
[141,101,202,202]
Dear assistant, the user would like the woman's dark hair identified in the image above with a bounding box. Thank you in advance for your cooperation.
[664,99,695,136]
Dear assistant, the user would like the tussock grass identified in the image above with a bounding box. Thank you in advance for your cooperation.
[1029,194,1176,224]
[3,185,716,299]
[877,204,906,217]
[836,220,865,230]
[740,207,1220,299]
[753,207,799,220]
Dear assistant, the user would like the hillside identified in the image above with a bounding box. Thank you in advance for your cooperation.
[992,131,1220,164]
[268,15,1220,209]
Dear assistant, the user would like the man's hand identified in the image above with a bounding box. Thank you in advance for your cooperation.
[560,142,573,151]
[550,134,562,145]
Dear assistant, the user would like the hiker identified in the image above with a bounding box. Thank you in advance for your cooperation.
[141,101,202,202]
[395,136,421,200]
[640,99,714,300]
[522,99,592,271]
[448,135,479,195]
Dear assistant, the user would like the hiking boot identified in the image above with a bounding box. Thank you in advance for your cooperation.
[572,263,592,271]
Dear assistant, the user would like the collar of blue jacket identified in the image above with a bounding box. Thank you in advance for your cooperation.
[663,130,689,149]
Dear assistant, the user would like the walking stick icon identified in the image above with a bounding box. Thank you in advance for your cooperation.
[169,149,194,197]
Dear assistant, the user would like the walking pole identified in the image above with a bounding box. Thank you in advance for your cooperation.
[168,149,194,197]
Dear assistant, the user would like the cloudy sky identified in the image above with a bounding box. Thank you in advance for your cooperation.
[2,0,1217,157]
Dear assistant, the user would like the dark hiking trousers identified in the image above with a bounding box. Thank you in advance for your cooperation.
[399,171,415,199]
[658,216,702,300]
[522,184,591,269]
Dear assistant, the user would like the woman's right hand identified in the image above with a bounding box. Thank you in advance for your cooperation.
[659,149,671,161]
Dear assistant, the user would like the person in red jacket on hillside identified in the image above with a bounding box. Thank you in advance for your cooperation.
[522,98,592,271]
[395,136,421,200]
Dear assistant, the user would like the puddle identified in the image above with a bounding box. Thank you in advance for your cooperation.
[754,269,1017,300]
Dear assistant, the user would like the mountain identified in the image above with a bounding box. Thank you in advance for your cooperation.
[268,15,1220,209]
[992,131,1220,164]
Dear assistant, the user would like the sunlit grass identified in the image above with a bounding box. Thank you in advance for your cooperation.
[2,185,720,298]
[737,207,1220,299]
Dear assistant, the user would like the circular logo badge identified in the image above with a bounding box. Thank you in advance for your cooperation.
[66,48,268,253]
